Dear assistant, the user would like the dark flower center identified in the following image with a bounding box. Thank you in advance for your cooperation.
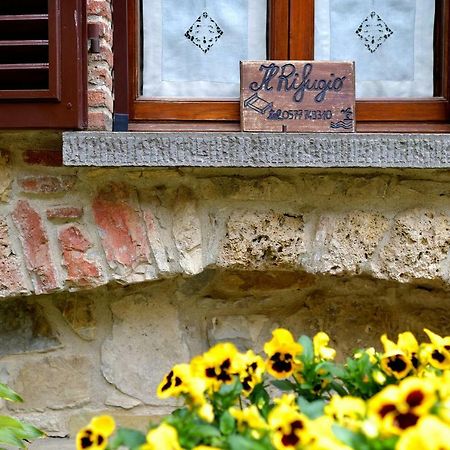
[395,412,419,430]
[270,352,293,374]
[432,350,446,363]
[411,354,419,369]
[161,370,174,392]
[406,390,425,408]
[281,432,300,447]
[205,358,233,382]
[378,403,397,418]
[80,430,94,449]
[387,356,407,373]
[97,435,104,445]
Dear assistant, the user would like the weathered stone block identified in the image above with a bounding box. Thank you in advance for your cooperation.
[0,150,11,202]
[10,356,91,411]
[207,315,270,351]
[0,300,60,355]
[101,295,189,405]
[56,296,96,341]
[172,187,203,275]
[310,211,390,275]
[0,219,27,296]
[218,210,306,269]
[374,209,450,283]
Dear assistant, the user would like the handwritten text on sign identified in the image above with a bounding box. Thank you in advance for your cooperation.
[240,61,355,133]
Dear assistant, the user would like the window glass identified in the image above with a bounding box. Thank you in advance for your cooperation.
[142,0,267,99]
[315,0,436,98]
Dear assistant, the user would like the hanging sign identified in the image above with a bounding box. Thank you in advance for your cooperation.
[240,61,355,132]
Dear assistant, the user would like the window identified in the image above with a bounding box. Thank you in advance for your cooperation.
[0,0,87,129]
[123,0,450,130]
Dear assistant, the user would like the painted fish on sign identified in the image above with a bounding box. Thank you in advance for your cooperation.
[240,61,355,133]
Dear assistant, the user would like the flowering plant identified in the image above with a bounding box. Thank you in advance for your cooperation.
[0,382,44,448]
[77,328,450,450]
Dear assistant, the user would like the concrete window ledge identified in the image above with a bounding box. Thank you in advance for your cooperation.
[63,132,450,168]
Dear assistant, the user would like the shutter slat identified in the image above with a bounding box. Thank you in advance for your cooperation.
[0,14,48,22]
[0,40,48,46]
[0,63,49,70]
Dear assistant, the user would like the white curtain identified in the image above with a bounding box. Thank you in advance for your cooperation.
[315,0,435,98]
[142,0,267,99]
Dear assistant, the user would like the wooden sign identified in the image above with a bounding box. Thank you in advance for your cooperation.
[240,61,355,133]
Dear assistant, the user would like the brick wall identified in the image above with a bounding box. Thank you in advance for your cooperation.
[87,0,113,130]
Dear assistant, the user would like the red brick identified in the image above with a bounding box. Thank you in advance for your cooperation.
[88,90,113,112]
[92,184,150,269]
[23,149,63,167]
[11,201,58,294]
[89,45,113,68]
[59,226,102,287]
[0,219,27,295]
[18,175,77,194]
[88,110,112,131]
[88,65,113,90]
[87,1,112,20]
[46,207,84,221]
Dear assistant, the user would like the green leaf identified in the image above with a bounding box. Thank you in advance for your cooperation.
[332,425,366,448]
[184,424,221,441]
[228,434,268,450]
[0,416,24,429]
[0,428,26,448]
[299,335,314,366]
[0,384,23,403]
[329,381,349,397]
[297,397,325,419]
[270,380,296,391]
[15,423,45,440]
[219,411,235,436]
[109,428,146,450]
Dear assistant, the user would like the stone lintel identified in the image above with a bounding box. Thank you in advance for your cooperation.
[63,132,450,168]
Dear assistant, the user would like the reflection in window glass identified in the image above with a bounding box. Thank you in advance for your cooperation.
[142,0,267,99]
[315,0,436,98]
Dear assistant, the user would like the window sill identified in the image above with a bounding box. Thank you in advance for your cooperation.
[63,131,450,168]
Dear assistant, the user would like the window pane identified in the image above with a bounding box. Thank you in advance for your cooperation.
[141,0,267,99]
[315,0,436,98]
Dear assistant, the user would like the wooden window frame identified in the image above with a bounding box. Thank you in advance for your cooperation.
[0,0,87,130]
[122,0,450,131]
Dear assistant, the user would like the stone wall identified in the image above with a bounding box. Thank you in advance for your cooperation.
[0,136,450,443]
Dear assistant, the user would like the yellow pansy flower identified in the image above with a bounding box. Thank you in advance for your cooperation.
[229,405,267,432]
[423,328,450,370]
[198,403,214,423]
[308,416,353,450]
[368,378,435,436]
[76,416,115,450]
[313,332,336,361]
[324,395,366,431]
[268,403,312,450]
[264,329,303,379]
[141,423,182,450]
[380,333,416,379]
[191,343,240,391]
[235,350,265,396]
[158,364,193,398]
[157,363,207,406]
[397,416,450,450]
